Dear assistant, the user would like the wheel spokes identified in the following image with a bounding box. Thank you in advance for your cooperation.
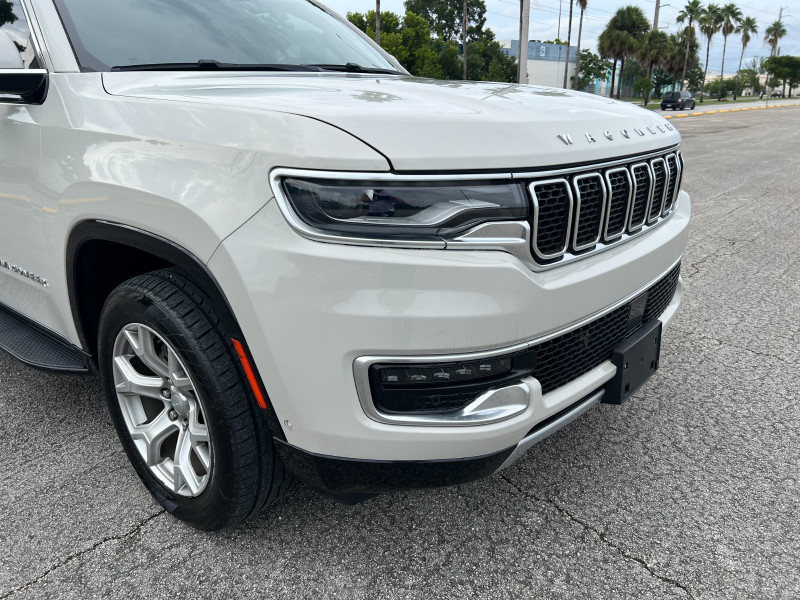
[113,323,212,497]
[113,355,165,400]
[174,428,203,495]
[129,410,177,466]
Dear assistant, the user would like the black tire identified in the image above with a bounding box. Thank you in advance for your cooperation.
[98,269,293,530]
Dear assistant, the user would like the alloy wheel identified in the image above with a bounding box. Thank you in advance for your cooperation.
[111,323,212,497]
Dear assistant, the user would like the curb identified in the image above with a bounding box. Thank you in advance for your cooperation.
[663,103,800,119]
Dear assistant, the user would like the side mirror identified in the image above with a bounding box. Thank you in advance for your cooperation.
[0,30,47,104]
[0,69,48,103]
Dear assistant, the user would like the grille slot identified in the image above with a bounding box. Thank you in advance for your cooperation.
[628,163,652,231]
[572,173,606,251]
[531,262,681,394]
[663,154,679,215]
[531,179,573,260]
[648,158,668,223]
[604,167,632,241]
[527,148,684,266]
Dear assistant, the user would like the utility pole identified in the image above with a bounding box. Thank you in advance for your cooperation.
[558,0,563,39]
[518,0,531,84]
[462,0,468,79]
[644,0,661,106]
[653,0,661,30]
[375,0,380,44]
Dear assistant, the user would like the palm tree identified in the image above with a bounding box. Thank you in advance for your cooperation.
[562,0,576,87]
[677,0,704,90]
[764,20,787,95]
[598,6,650,99]
[733,16,757,99]
[639,30,671,104]
[698,4,722,102]
[716,3,742,100]
[572,0,588,89]
[764,20,787,57]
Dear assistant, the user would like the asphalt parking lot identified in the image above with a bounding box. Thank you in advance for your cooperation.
[2,105,800,599]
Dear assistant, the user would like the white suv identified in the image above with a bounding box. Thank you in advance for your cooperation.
[0,0,689,529]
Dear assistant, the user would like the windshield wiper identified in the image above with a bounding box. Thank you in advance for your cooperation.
[110,60,323,72]
[308,62,401,75]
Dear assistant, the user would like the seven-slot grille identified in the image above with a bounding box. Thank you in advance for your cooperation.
[529,150,682,263]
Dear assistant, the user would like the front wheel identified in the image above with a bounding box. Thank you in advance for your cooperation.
[98,270,292,529]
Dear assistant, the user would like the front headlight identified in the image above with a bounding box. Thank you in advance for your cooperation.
[281,178,528,241]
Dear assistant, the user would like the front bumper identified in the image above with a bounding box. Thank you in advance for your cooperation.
[208,190,690,468]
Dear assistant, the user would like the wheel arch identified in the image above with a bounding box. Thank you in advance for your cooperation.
[66,220,242,368]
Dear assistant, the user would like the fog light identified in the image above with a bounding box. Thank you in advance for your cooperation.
[369,351,536,415]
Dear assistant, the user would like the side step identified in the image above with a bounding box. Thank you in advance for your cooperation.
[0,303,90,373]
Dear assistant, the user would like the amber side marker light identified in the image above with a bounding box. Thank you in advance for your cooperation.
[232,338,268,410]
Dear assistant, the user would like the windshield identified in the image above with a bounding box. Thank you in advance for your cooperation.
[52,0,400,73]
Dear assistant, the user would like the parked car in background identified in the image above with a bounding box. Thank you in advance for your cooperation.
[771,90,784,98]
[661,91,696,111]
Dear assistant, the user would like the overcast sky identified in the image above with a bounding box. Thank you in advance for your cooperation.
[323,0,800,74]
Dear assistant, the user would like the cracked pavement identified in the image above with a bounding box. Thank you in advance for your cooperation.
[2,108,800,599]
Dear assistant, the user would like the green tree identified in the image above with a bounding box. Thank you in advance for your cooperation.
[572,0,589,90]
[737,68,760,94]
[764,20,787,57]
[346,9,514,82]
[732,16,757,99]
[716,3,742,100]
[686,63,705,90]
[764,55,800,97]
[663,31,700,88]
[0,0,17,28]
[572,49,611,90]
[598,5,651,99]
[698,4,722,102]
[677,0,703,90]
[764,20,787,94]
[652,66,674,97]
[404,0,486,42]
[633,76,652,102]
[639,30,672,104]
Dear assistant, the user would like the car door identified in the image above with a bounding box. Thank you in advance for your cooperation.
[0,2,53,326]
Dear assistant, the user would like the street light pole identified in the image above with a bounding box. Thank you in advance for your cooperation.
[518,0,530,84]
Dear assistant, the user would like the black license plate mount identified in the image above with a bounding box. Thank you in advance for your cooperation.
[604,319,662,405]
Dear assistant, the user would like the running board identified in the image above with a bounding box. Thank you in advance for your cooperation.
[0,303,90,373]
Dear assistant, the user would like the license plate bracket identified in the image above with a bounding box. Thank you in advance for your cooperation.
[603,319,662,405]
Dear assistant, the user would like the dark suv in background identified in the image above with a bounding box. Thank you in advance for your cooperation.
[661,91,696,111]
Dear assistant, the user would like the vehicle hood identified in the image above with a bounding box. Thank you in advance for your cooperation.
[103,72,681,172]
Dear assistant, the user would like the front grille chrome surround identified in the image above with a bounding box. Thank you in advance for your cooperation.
[527,147,683,267]
[663,153,681,215]
[603,167,633,242]
[647,157,668,224]
[571,173,607,252]
[530,178,574,261]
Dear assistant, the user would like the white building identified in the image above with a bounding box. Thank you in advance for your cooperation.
[500,40,577,88]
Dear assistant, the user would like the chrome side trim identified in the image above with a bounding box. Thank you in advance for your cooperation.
[19,0,52,72]
[353,256,681,426]
[602,167,633,242]
[571,172,607,252]
[648,157,668,224]
[495,389,604,472]
[628,162,653,232]
[530,178,573,261]
[446,221,532,266]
